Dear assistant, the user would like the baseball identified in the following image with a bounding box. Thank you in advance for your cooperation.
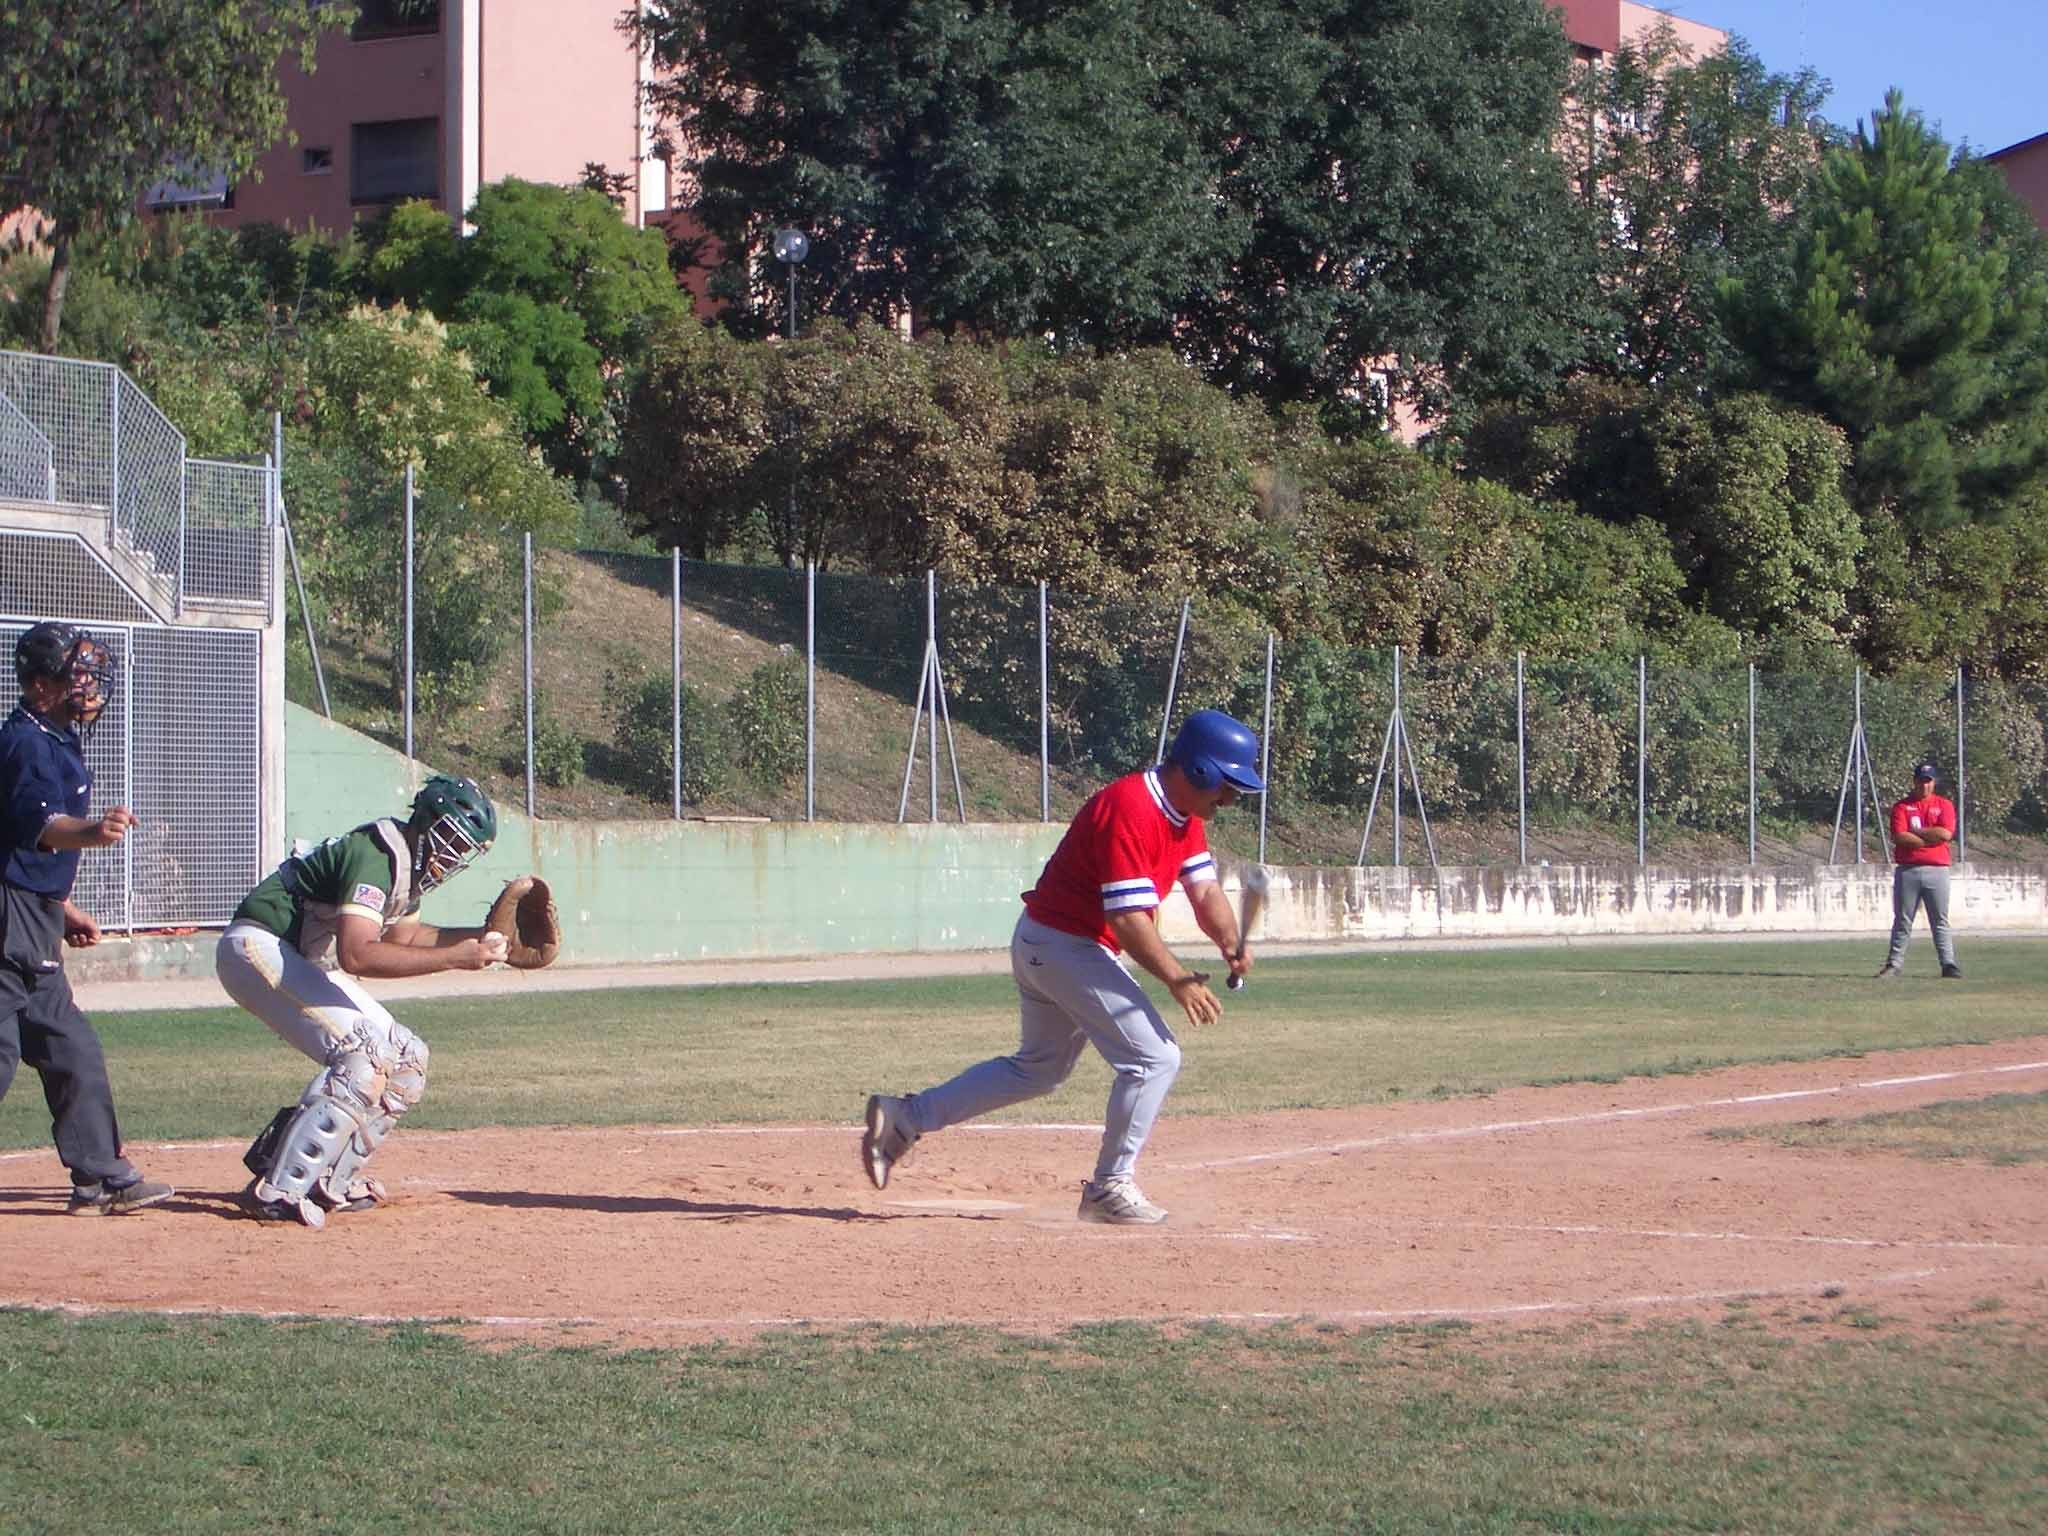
[481,930,510,964]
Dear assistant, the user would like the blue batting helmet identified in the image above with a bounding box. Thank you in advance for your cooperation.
[1167,709,1265,793]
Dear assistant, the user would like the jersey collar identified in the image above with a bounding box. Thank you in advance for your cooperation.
[1143,769,1188,829]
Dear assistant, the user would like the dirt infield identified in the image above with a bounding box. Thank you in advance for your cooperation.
[5,1037,2044,1346]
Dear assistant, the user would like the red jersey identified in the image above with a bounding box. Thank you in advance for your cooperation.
[1890,793,1956,867]
[1023,770,1218,951]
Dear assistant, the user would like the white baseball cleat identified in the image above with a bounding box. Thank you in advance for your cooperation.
[861,1094,919,1190]
[1077,1178,1169,1225]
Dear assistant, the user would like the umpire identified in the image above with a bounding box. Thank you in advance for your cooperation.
[0,622,173,1215]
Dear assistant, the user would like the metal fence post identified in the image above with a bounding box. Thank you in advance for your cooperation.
[523,532,535,818]
[1515,650,1526,865]
[1259,632,1274,864]
[402,463,414,762]
[106,364,120,546]
[1747,663,1756,866]
[1636,654,1646,866]
[672,549,683,819]
[806,560,816,823]
[1392,646,1403,868]
[1956,663,1967,862]
[1155,596,1191,765]
[1038,579,1049,823]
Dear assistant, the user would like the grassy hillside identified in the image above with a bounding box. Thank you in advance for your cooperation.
[284,549,2048,869]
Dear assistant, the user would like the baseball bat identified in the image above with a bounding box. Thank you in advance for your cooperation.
[1226,864,1269,990]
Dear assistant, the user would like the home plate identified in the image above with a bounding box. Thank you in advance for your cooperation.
[887,1198,1028,1212]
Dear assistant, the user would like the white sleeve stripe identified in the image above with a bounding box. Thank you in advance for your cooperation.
[1100,878,1155,896]
[1103,890,1160,912]
[1179,869,1218,889]
[1180,853,1215,874]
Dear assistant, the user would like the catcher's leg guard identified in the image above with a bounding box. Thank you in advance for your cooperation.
[248,1027,429,1227]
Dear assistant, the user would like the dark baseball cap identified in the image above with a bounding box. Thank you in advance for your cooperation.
[1913,760,1940,781]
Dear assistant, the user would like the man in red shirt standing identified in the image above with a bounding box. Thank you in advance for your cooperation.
[1876,760,1961,980]
[859,709,1263,1225]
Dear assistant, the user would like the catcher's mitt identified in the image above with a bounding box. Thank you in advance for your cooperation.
[484,875,561,969]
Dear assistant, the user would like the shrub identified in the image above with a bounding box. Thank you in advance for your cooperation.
[727,654,806,789]
[602,662,732,804]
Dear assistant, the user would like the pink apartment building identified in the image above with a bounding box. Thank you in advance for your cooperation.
[158,1,686,256]
[1986,132,2048,234]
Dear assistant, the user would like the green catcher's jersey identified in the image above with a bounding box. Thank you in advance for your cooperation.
[233,819,420,970]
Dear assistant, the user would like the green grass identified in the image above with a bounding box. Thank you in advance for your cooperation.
[1710,1091,2048,1166]
[5,937,2044,1534]
[7,938,2041,1147]
[1,1311,2044,1535]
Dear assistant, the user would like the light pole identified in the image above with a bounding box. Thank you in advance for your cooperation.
[773,228,809,564]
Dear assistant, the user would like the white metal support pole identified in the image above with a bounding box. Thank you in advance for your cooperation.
[274,413,331,718]
[1259,632,1275,864]
[1392,646,1403,868]
[672,550,683,819]
[1956,664,1967,862]
[107,366,120,546]
[1853,669,1866,862]
[1155,597,1191,765]
[1038,580,1049,823]
[1515,651,1527,865]
[1636,655,1646,866]
[402,463,415,762]
[1747,664,1756,865]
[806,561,816,823]
[927,571,939,822]
[523,533,535,818]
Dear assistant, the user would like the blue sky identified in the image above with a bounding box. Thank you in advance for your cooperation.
[1658,0,2045,154]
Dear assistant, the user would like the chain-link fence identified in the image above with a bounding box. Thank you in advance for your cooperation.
[0,350,277,614]
[324,524,2046,867]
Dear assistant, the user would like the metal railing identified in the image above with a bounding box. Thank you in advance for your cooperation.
[0,389,56,501]
[0,350,277,612]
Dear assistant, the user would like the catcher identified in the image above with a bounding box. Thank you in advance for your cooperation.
[214,775,559,1227]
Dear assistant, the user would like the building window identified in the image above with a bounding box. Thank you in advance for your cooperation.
[352,0,440,40]
[351,118,439,205]
[302,146,333,176]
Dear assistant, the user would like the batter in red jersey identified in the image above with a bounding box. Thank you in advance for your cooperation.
[860,710,1264,1224]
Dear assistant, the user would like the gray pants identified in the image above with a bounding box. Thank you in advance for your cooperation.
[1886,865,1957,970]
[906,913,1182,1184]
[0,883,140,1189]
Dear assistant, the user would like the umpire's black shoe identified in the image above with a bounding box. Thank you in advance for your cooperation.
[67,1177,174,1216]
[1941,963,1964,979]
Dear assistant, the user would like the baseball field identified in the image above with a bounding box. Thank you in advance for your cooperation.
[3,937,2044,1533]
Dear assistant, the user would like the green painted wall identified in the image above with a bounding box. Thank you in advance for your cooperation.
[284,703,1064,964]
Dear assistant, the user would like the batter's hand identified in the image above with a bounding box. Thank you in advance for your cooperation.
[1167,972,1222,1028]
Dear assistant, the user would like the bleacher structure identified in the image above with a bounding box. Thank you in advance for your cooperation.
[0,350,283,930]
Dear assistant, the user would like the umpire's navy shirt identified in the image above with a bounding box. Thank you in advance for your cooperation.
[0,701,89,898]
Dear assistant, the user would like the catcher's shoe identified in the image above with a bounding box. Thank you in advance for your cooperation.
[1077,1178,1168,1226]
[242,1178,327,1230]
[67,1177,174,1216]
[861,1094,919,1190]
[315,1176,390,1216]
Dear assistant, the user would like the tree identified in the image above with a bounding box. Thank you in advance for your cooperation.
[1565,24,1832,389]
[632,0,1605,424]
[357,179,692,480]
[0,0,351,350]
[1171,0,1605,424]
[631,0,1240,351]
[1725,94,2048,541]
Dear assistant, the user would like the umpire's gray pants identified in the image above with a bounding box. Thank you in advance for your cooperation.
[906,913,1181,1184]
[1885,865,1957,969]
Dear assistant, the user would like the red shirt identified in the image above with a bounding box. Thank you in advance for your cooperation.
[1890,792,1956,867]
[1023,770,1218,951]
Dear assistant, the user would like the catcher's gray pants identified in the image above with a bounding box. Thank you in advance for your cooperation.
[906,913,1181,1185]
[215,923,425,1094]
[1885,865,1957,970]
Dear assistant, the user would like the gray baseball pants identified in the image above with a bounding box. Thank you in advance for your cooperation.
[904,913,1182,1184]
[1885,865,1956,970]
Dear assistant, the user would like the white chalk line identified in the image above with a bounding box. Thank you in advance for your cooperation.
[1169,1059,2048,1171]
[0,1268,1947,1335]
[1462,1221,2044,1254]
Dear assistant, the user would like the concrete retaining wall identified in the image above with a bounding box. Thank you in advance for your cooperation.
[62,702,2048,985]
